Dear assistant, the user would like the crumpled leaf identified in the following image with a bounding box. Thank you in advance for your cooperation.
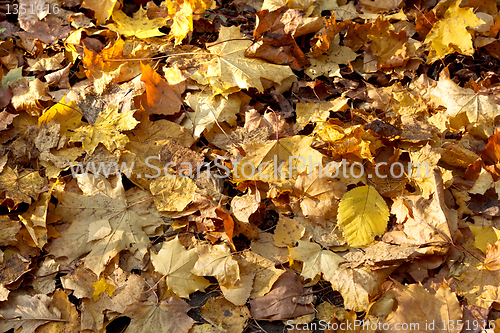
[150,236,210,298]
[249,270,315,320]
[337,185,389,247]
[245,6,309,70]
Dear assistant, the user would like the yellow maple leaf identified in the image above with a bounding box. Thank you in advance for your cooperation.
[429,76,500,138]
[104,7,167,39]
[201,26,295,94]
[68,105,139,155]
[337,185,389,247]
[424,2,484,63]
[150,236,210,298]
[166,0,213,45]
[92,278,116,301]
[314,122,373,161]
[289,240,345,281]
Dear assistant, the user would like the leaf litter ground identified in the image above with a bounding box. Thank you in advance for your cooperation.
[2,0,500,332]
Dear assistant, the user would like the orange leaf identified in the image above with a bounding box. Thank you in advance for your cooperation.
[139,63,184,116]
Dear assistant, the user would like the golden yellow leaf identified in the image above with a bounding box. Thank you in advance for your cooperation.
[306,43,358,79]
[150,236,210,298]
[92,278,116,301]
[337,185,389,247]
[166,0,214,45]
[424,2,484,63]
[201,26,295,94]
[429,75,500,138]
[469,225,500,254]
[104,7,166,39]
[314,123,373,161]
[68,105,139,155]
[289,240,345,281]
[456,262,500,308]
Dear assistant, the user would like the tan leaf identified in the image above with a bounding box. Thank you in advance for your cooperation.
[123,297,196,333]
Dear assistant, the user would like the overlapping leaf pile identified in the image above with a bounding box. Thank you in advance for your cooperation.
[2,0,500,331]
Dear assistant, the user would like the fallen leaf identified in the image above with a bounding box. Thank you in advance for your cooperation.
[123,297,196,333]
[192,243,240,287]
[49,176,163,277]
[330,265,394,312]
[150,236,210,298]
[201,26,295,94]
[0,293,63,333]
[68,104,139,155]
[166,0,214,45]
[81,0,118,25]
[139,62,184,116]
[245,6,310,70]
[337,185,389,247]
[200,297,250,333]
[249,270,315,320]
[105,7,166,38]
[424,2,484,63]
[0,167,45,209]
[289,240,345,281]
[381,281,462,333]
